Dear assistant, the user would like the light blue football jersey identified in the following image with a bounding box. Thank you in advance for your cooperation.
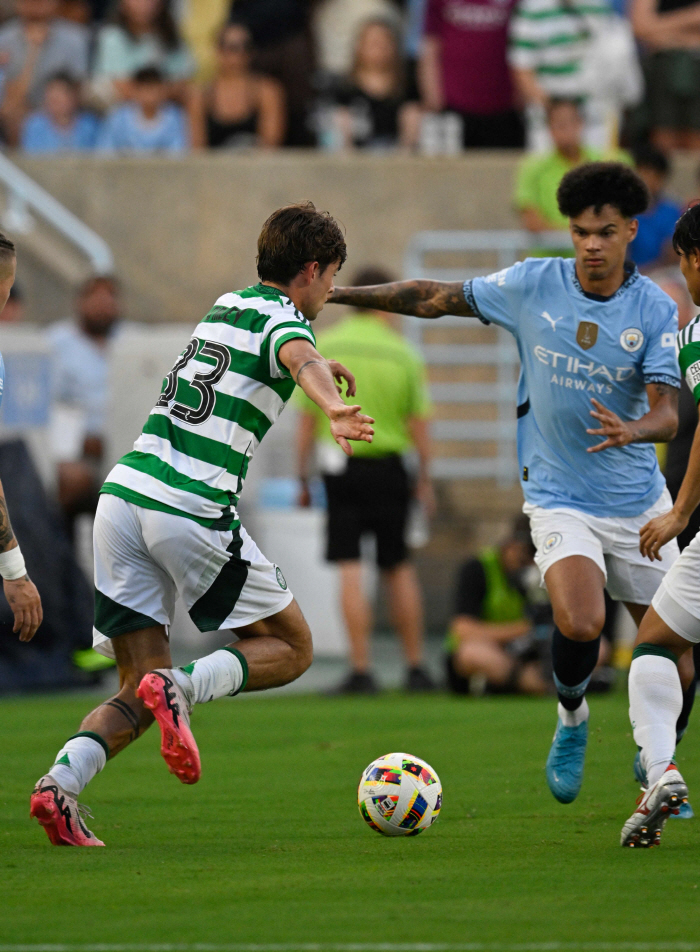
[464,257,680,517]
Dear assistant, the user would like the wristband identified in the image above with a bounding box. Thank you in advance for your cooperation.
[0,546,26,580]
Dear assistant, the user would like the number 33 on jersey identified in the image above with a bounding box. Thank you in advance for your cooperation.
[102,283,316,528]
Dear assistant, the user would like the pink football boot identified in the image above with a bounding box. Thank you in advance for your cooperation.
[137,669,201,784]
[30,776,104,846]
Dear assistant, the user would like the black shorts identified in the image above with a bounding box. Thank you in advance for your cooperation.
[323,455,410,569]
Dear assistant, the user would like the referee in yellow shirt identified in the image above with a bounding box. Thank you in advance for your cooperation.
[296,267,435,694]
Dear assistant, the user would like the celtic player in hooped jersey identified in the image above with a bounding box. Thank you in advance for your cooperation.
[30,203,374,847]
[620,203,700,847]
[329,163,682,808]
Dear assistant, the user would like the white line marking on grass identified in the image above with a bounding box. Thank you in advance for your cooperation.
[2,944,700,951]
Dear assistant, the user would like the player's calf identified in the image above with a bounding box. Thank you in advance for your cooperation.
[139,602,313,784]
[233,598,314,690]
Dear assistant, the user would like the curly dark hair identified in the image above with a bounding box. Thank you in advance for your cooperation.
[557,162,649,219]
[257,202,346,285]
[672,203,700,256]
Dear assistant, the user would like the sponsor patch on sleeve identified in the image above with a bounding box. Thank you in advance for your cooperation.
[485,268,509,287]
[686,359,700,396]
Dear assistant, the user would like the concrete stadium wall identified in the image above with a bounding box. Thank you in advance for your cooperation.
[13,152,527,324]
[14,150,700,326]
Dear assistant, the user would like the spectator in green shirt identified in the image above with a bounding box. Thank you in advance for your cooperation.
[296,266,435,694]
[515,99,603,233]
[445,516,550,697]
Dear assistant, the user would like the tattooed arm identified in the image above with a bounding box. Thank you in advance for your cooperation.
[329,280,476,319]
[0,478,42,642]
[586,383,679,454]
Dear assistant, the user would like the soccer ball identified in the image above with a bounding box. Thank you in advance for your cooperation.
[357,752,442,836]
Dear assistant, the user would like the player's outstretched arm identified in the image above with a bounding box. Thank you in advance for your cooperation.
[278,338,375,456]
[585,383,679,454]
[640,402,700,561]
[329,280,476,319]
[0,478,42,641]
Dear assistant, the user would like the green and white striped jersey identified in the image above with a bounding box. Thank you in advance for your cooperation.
[508,0,610,99]
[678,315,700,404]
[101,283,316,528]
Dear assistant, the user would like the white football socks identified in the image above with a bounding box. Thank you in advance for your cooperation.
[171,647,247,704]
[629,654,682,787]
[558,697,589,727]
[48,733,108,796]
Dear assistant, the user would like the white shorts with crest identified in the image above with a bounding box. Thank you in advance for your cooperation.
[92,493,293,659]
[524,488,679,605]
[652,531,700,643]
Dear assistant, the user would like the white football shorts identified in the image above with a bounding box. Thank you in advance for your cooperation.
[524,487,679,605]
[92,493,293,659]
[652,531,700,643]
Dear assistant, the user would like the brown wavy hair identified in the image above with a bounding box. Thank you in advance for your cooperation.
[257,202,346,285]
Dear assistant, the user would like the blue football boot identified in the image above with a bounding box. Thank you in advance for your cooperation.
[546,717,588,803]
[673,800,695,819]
[633,749,694,818]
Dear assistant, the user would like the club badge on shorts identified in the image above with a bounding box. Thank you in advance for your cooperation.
[543,532,562,554]
[620,328,644,352]
[275,566,288,590]
[576,321,598,350]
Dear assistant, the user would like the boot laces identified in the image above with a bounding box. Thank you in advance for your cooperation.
[77,802,94,820]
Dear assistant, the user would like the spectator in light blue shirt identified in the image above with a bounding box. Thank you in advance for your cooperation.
[97,65,188,153]
[21,72,100,154]
[629,145,683,271]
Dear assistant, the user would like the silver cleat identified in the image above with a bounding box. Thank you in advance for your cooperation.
[621,764,689,848]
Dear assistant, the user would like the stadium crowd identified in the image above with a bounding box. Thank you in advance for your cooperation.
[2,0,700,154]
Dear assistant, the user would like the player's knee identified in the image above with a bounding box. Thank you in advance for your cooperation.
[292,626,313,678]
[555,610,604,642]
[275,599,313,677]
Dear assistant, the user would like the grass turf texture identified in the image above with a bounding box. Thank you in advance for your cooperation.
[2,690,699,945]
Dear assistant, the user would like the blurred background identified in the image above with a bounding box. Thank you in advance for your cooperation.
[0,0,698,697]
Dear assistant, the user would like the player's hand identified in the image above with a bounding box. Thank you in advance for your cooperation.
[329,404,374,456]
[4,576,43,642]
[327,360,356,397]
[586,398,634,452]
[639,509,687,562]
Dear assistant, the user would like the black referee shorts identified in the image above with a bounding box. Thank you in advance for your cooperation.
[323,455,411,570]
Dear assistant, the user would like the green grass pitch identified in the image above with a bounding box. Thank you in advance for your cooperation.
[2,689,699,945]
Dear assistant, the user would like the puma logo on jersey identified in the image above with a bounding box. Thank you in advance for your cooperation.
[541,311,564,332]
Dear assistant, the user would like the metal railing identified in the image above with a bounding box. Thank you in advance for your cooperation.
[0,152,114,274]
[403,230,573,485]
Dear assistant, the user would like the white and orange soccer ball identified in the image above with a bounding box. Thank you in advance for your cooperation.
[358,752,442,836]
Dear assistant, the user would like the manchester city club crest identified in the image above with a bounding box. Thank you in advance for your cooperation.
[576,321,598,350]
[543,533,563,554]
[620,328,644,352]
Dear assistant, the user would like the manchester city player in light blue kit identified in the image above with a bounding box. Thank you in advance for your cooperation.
[329,163,683,805]
[0,233,42,640]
